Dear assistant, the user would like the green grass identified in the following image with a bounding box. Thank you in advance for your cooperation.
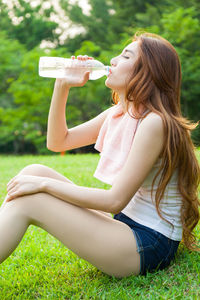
[0,154,199,299]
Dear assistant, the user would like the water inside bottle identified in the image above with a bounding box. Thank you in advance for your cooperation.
[39,57,67,78]
[89,67,109,80]
[39,57,110,80]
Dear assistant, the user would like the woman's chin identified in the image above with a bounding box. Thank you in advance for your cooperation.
[105,77,114,89]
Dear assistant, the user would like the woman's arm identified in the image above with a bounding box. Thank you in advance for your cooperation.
[47,78,110,152]
[41,113,165,213]
[46,79,70,151]
[7,113,164,213]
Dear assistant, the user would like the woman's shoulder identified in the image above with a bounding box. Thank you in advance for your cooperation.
[138,110,164,143]
[141,111,164,157]
[145,111,162,119]
[141,111,163,129]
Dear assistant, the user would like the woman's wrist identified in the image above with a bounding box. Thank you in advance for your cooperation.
[55,78,71,90]
[53,79,71,101]
[40,178,49,193]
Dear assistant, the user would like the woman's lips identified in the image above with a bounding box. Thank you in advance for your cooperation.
[108,68,112,77]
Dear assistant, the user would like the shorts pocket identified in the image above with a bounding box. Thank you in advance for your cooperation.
[150,237,179,272]
[163,240,179,266]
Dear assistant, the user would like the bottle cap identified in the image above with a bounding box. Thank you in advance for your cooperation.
[106,66,111,76]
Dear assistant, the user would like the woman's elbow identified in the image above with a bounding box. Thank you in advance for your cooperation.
[109,193,126,214]
[46,142,61,152]
[109,190,133,214]
[110,206,121,215]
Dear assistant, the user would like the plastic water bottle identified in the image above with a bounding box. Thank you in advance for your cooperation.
[39,57,110,80]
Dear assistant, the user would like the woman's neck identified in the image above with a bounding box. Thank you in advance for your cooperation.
[118,100,146,116]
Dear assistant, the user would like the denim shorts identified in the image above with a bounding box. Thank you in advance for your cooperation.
[114,212,180,275]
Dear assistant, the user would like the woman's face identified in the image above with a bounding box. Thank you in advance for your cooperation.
[105,41,139,95]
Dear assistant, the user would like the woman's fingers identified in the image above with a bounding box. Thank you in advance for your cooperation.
[6,192,18,202]
[71,55,94,61]
[84,71,90,81]
[7,181,16,192]
[7,175,17,187]
[78,71,90,86]
[77,55,87,60]
[6,185,19,201]
[7,184,18,195]
[7,175,21,196]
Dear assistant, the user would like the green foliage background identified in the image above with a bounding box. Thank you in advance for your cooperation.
[0,0,199,154]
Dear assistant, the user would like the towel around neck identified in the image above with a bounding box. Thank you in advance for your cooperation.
[94,103,141,185]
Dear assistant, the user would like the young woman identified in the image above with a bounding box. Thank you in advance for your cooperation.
[0,32,199,277]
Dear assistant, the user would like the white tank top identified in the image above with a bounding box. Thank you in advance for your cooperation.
[121,114,183,241]
[121,157,183,241]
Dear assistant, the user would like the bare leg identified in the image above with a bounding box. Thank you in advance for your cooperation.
[0,164,140,277]
[0,193,140,277]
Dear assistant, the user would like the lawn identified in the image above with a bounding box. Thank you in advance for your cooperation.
[0,154,199,299]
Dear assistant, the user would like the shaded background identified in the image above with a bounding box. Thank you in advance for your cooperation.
[0,0,199,154]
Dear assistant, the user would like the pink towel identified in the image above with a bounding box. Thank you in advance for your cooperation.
[94,103,139,185]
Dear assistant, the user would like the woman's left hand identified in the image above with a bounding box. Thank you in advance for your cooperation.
[6,175,44,202]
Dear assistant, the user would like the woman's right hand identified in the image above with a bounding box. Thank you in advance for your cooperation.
[56,55,93,88]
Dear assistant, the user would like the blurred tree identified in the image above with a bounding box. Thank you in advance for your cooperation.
[0,46,49,153]
[0,0,59,50]
[0,31,25,108]
[0,1,13,31]
[159,7,200,144]
[59,0,117,50]
[59,0,172,51]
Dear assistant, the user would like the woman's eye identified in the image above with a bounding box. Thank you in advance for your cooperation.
[122,55,129,59]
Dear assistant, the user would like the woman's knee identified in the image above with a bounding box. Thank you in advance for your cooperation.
[19,164,48,177]
[19,164,74,184]
[3,193,46,222]
[2,196,32,224]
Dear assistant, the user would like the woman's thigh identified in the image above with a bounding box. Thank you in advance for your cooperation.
[8,193,140,278]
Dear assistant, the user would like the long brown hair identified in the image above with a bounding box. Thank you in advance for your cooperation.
[113,32,200,250]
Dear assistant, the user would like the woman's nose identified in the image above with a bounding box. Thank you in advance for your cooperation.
[110,57,117,67]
